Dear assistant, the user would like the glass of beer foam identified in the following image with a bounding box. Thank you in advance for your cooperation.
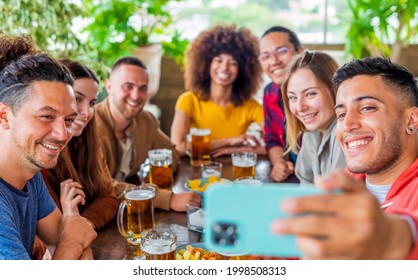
[190,128,211,167]
[234,176,263,186]
[231,152,257,180]
[117,184,156,258]
[147,149,173,190]
[139,228,177,260]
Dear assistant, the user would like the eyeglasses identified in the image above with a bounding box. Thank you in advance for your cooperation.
[258,47,291,65]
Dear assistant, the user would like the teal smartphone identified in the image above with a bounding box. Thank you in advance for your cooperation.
[203,182,327,258]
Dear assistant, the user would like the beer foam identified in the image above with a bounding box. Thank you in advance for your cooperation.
[149,149,172,163]
[151,154,170,161]
[232,158,255,167]
[202,168,221,178]
[125,189,154,200]
[150,156,173,165]
[234,178,262,186]
[190,128,211,136]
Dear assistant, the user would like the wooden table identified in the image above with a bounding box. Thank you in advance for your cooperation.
[91,155,298,260]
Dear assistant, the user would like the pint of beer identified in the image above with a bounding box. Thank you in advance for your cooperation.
[117,185,156,246]
[190,128,211,166]
[148,149,173,190]
[140,228,177,260]
[231,152,257,180]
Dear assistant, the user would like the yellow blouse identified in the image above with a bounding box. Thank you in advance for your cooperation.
[175,91,263,140]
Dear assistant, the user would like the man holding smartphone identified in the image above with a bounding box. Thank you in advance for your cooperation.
[271,57,418,259]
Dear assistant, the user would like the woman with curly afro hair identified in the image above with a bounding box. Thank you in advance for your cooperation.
[170,24,266,158]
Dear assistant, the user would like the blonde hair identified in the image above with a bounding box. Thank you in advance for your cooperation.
[282,50,339,154]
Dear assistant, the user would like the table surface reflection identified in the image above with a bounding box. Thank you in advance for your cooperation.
[91,155,298,260]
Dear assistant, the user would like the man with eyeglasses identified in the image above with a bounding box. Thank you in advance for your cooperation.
[258,26,303,182]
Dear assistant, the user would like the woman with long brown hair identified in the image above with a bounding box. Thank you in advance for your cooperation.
[43,59,118,229]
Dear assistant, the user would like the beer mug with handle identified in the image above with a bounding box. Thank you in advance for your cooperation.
[138,227,177,260]
[117,184,156,259]
[140,149,173,190]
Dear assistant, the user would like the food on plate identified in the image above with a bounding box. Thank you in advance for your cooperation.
[187,175,228,192]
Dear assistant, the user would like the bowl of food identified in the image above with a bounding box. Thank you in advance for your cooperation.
[176,243,220,260]
[185,175,231,196]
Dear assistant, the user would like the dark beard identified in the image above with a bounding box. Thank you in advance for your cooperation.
[348,119,403,175]
[27,153,58,170]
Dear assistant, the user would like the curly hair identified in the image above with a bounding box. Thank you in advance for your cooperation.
[184,24,262,106]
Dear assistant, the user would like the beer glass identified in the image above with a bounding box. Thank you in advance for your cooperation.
[117,185,156,249]
[139,228,177,260]
[231,152,257,180]
[185,133,192,157]
[190,128,211,167]
[147,149,173,190]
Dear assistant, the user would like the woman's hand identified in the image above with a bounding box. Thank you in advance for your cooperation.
[270,159,294,182]
[211,134,265,157]
[228,134,261,147]
[59,179,86,216]
[169,192,202,212]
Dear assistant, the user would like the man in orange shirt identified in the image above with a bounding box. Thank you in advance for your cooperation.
[272,57,418,259]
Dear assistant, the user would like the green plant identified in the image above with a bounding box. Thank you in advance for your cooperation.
[161,30,189,69]
[81,0,189,72]
[0,0,84,57]
[344,0,418,61]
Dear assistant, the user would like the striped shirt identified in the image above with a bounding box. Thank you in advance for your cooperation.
[263,82,286,151]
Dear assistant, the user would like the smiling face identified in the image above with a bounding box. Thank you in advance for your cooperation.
[106,64,149,121]
[258,32,300,85]
[287,68,335,134]
[209,53,238,88]
[335,75,407,175]
[5,81,77,171]
[71,78,99,137]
